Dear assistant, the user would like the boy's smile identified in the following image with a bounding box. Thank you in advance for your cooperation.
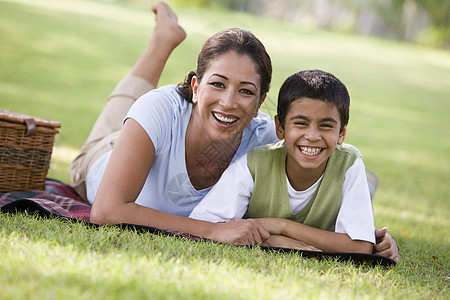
[275,97,346,190]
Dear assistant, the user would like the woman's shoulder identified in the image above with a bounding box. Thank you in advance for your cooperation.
[135,85,190,112]
[242,111,278,144]
[245,111,273,131]
[126,85,191,133]
[235,111,278,159]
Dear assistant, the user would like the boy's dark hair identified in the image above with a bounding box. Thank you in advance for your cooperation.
[277,70,350,132]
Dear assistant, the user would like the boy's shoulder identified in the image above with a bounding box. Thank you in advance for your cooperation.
[326,143,362,174]
[334,143,361,158]
[247,140,285,167]
[247,141,286,179]
[250,140,285,153]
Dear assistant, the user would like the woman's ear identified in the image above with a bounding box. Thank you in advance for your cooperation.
[254,94,267,117]
[275,115,285,140]
[337,125,347,145]
[191,76,199,104]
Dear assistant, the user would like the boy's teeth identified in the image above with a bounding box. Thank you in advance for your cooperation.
[213,112,237,123]
[300,147,322,156]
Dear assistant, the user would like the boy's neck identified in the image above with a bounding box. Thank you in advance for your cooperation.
[285,158,328,191]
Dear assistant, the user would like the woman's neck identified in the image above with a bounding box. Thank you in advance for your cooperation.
[185,110,242,190]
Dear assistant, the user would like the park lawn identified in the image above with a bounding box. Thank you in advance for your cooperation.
[0,0,449,299]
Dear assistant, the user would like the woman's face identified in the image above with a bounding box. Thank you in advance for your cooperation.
[191,51,265,143]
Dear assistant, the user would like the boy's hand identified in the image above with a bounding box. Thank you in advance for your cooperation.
[374,227,399,263]
[217,219,270,245]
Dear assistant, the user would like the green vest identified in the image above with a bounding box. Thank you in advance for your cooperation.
[245,141,360,231]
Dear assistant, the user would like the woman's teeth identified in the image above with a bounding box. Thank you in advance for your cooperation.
[300,146,322,156]
[213,112,237,124]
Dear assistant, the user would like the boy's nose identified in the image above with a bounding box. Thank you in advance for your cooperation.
[305,128,321,141]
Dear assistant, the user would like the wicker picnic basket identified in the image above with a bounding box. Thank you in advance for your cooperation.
[0,109,61,192]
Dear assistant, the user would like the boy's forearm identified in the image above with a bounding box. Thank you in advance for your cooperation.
[263,234,321,251]
[279,219,373,254]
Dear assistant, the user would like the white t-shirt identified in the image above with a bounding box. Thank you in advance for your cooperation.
[86,85,278,217]
[190,154,375,244]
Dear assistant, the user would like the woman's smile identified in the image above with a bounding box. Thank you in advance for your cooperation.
[212,111,238,125]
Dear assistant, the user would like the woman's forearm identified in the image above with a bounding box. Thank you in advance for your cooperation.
[91,200,207,234]
[91,200,270,246]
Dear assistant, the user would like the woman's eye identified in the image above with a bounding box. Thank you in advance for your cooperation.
[240,89,255,95]
[210,82,224,88]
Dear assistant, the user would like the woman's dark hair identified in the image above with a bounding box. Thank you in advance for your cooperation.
[178,28,272,103]
[277,70,350,132]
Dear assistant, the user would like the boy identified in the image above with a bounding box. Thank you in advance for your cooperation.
[190,70,375,254]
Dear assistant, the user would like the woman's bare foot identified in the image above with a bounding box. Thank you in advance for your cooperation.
[130,2,186,87]
[151,1,186,50]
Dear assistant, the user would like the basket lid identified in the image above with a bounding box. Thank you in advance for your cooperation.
[0,109,61,128]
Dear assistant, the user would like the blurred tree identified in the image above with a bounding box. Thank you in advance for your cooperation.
[415,0,449,47]
[141,0,449,48]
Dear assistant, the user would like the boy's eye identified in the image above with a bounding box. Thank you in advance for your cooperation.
[320,123,334,129]
[294,121,307,126]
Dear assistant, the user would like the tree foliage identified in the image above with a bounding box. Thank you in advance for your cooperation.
[170,0,449,47]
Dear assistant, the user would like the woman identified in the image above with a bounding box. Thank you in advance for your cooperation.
[70,2,398,262]
[71,2,275,245]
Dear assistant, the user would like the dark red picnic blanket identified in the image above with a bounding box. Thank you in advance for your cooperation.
[0,179,91,221]
[0,179,396,266]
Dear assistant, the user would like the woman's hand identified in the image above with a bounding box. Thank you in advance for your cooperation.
[374,227,399,263]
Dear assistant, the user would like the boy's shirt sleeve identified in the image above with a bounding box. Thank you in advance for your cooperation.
[335,157,376,244]
[189,154,254,222]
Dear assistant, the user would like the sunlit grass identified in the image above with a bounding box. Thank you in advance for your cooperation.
[1,212,444,300]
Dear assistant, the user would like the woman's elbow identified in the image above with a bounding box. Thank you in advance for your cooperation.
[90,204,107,225]
[90,201,117,225]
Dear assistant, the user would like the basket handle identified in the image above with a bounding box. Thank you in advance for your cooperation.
[25,118,37,136]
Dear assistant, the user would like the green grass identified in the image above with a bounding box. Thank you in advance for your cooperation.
[0,0,449,299]
[0,212,441,300]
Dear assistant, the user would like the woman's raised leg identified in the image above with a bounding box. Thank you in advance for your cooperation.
[70,2,186,201]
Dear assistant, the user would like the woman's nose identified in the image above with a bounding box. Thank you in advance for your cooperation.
[219,89,237,109]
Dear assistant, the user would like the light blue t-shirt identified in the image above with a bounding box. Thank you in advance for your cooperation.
[86,85,277,217]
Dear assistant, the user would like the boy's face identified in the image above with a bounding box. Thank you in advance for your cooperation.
[275,97,346,177]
